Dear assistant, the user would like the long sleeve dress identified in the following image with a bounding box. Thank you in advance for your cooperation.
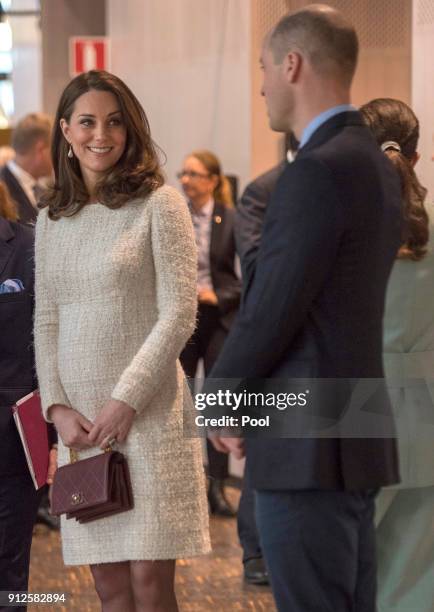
[34,185,210,565]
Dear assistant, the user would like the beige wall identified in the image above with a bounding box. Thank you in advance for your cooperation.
[412,0,434,201]
[41,0,105,116]
[250,0,285,179]
[107,0,251,192]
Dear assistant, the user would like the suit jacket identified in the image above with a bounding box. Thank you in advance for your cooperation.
[210,201,241,330]
[0,165,37,225]
[383,202,434,488]
[0,218,37,475]
[235,162,285,282]
[209,111,402,491]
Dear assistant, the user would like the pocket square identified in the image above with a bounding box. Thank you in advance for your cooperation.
[0,278,25,294]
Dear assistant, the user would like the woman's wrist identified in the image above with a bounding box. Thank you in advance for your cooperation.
[47,403,72,421]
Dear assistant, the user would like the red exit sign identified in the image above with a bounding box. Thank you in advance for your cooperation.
[70,37,110,76]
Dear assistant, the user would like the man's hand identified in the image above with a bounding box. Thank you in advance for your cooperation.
[198,288,218,306]
[49,404,94,450]
[88,399,136,449]
[209,435,245,459]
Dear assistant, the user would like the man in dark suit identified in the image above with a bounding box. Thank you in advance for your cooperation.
[235,152,298,584]
[235,133,298,282]
[234,165,284,585]
[208,5,402,610]
[0,113,52,225]
[0,217,45,607]
[0,114,58,531]
[235,163,284,282]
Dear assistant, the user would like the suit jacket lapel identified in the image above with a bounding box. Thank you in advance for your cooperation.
[210,202,225,263]
[0,219,15,279]
[2,166,37,223]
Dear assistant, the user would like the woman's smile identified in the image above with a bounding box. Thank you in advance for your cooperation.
[87,146,114,154]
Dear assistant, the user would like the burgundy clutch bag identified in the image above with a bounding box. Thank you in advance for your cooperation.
[51,449,134,524]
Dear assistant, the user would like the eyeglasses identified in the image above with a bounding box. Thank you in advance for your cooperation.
[176,170,211,180]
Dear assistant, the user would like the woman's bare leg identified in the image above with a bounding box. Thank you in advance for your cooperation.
[130,560,178,612]
[90,561,135,612]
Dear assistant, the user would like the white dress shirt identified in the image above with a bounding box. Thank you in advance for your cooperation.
[189,198,214,292]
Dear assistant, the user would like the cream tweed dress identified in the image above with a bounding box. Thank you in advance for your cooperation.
[34,185,210,565]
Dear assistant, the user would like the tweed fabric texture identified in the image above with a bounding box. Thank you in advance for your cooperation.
[34,185,210,564]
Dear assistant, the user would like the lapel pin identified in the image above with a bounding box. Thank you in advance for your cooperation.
[214,215,222,224]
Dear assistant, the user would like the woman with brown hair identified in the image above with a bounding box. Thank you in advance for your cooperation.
[34,70,210,612]
[178,150,241,517]
[360,98,434,612]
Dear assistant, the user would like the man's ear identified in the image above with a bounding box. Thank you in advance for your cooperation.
[34,139,47,155]
[284,51,302,83]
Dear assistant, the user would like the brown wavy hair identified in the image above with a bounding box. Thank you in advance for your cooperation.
[190,150,233,208]
[40,70,164,220]
[0,181,18,221]
[360,98,428,261]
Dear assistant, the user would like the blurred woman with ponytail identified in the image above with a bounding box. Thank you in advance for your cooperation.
[178,150,241,517]
[361,98,434,612]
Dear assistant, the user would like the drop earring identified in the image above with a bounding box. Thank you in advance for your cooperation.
[68,145,73,159]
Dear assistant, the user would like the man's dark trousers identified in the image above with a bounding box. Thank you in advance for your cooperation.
[237,465,262,562]
[255,489,377,611]
[0,473,42,611]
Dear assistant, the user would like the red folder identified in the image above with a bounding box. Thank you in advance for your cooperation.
[12,390,49,489]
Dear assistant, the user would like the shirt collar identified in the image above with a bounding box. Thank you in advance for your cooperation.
[189,198,214,218]
[300,104,356,148]
[7,159,37,191]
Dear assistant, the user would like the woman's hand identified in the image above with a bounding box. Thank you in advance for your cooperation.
[48,404,94,450]
[88,399,136,449]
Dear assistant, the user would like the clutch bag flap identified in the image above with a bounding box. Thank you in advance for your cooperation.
[51,451,113,516]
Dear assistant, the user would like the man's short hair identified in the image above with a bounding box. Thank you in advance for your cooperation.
[11,113,52,155]
[269,4,359,86]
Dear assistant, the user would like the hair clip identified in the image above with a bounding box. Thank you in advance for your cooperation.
[381,141,401,153]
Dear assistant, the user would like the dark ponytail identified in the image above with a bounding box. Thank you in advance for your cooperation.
[360,98,428,261]
[384,148,428,261]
